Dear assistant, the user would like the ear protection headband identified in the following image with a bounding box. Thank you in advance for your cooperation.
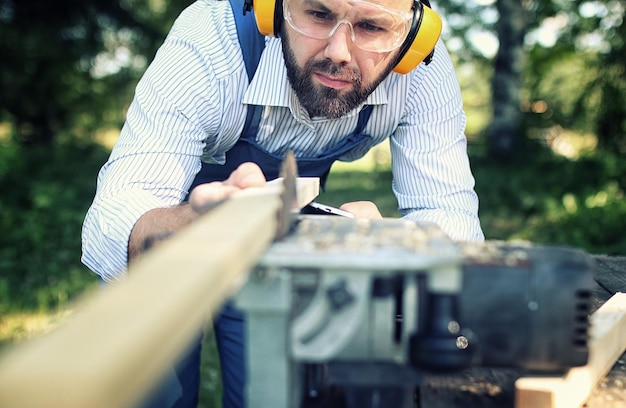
[243,0,442,74]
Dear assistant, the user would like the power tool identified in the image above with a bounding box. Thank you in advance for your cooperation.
[235,214,595,408]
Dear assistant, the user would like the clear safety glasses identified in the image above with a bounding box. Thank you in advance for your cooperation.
[283,0,415,53]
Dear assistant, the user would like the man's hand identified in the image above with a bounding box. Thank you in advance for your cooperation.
[189,162,266,213]
[339,201,383,219]
[128,162,266,261]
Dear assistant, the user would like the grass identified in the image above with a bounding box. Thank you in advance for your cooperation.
[0,311,73,350]
[199,331,222,408]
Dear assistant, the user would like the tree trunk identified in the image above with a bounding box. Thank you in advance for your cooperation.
[487,0,527,159]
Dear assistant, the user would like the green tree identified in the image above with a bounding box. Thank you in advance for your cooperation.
[437,0,626,157]
[486,0,526,157]
[0,0,191,312]
[522,0,626,154]
[0,0,189,145]
[572,0,626,153]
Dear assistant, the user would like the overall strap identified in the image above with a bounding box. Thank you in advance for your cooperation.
[229,0,266,81]
[228,0,266,137]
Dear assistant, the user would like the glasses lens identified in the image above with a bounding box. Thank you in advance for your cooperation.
[284,0,413,52]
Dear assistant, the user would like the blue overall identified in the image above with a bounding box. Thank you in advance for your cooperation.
[143,1,374,406]
[206,109,372,408]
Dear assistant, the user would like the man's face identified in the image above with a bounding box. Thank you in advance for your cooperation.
[281,0,413,119]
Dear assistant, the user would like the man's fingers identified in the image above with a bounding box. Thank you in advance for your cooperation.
[189,163,266,214]
[339,201,383,220]
[225,162,266,188]
[189,182,239,213]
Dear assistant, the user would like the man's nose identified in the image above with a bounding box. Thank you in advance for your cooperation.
[323,22,354,64]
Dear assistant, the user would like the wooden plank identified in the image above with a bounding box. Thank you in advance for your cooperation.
[265,176,320,210]
[0,177,319,408]
[515,292,626,408]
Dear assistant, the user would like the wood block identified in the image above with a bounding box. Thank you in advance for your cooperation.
[263,176,320,209]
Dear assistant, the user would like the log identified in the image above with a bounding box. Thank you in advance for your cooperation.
[0,177,319,408]
[515,292,626,408]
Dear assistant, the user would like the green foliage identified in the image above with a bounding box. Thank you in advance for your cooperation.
[470,147,626,254]
[319,169,397,217]
[199,332,223,408]
[0,0,191,145]
[321,145,626,256]
[0,140,109,313]
[524,47,626,154]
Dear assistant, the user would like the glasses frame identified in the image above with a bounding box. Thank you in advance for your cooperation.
[282,0,416,53]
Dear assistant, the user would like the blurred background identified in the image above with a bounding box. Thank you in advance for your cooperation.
[1,0,625,406]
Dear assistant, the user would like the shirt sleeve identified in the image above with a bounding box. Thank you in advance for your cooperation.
[390,41,484,242]
[81,0,243,281]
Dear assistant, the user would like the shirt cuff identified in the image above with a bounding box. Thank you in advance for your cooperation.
[81,190,170,281]
[401,209,485,242]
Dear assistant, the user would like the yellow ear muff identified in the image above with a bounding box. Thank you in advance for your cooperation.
[393,3,442,74]
[251,0,441,73]
[252,0,279,37]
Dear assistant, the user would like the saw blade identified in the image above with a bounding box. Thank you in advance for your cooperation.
[276,150,299,240]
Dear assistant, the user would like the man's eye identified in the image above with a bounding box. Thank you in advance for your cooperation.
[357,22,385,33]
[306,10,331,21]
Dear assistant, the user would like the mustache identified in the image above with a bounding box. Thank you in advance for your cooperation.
[309,59,361,83]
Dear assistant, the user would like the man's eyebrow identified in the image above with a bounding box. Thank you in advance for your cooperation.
[301,0,333,13]
[358,15,390,26]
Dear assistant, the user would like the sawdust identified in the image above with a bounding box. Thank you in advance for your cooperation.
[584,354,626,407]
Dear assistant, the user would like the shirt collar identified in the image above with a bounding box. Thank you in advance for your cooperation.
[243,37,389,117]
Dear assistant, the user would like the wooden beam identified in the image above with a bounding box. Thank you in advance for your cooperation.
[265,176,320,210]
[0,177,319,408]
[515,292,626,408]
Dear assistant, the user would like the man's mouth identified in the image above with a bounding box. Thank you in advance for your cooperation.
[313,72,354,90]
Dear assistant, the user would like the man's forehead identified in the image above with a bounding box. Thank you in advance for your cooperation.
[322,0,414,13]
[364,0,413,9]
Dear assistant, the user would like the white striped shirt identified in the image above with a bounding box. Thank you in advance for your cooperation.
[81,0,484,281]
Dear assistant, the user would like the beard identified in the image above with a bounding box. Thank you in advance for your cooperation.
[281,33,396,119]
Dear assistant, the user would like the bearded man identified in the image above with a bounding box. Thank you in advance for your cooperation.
[82,0,484,406]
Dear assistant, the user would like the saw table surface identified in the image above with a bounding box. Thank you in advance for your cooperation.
[419,255,626,408]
